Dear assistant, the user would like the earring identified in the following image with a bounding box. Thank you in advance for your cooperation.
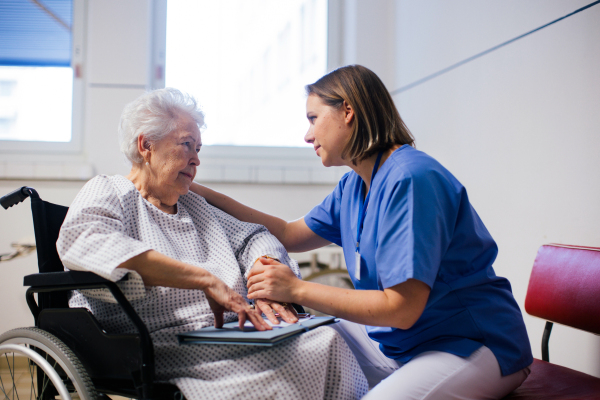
[145,161,149,166]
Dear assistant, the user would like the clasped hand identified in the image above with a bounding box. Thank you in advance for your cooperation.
[247,257,301,325]
[205,257,299,331]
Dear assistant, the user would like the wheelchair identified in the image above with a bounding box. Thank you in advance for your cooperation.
[0,186,185,400]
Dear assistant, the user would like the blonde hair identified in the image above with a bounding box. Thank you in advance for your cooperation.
[306,65,415,164]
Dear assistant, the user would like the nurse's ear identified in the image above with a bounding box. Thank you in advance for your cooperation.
[342,100,355,125]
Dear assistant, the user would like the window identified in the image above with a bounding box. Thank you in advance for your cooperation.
[0,66,72,142]
[165,0,328,148]
[0,0,83,153]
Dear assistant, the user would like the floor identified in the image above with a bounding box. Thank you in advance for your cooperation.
[0,355,33,398]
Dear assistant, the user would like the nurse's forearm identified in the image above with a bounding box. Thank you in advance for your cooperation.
[190,183,289,241]
[189,183,329,252]
[293,279,430,330]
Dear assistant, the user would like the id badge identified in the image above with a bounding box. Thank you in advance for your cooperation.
[354,250,361,280]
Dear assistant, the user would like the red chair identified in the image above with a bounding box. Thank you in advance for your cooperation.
[504,244,600,399]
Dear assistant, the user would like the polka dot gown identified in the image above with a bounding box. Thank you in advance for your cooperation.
[56,175,368,400]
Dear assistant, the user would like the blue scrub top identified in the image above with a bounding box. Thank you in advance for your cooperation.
[304,145,532,376]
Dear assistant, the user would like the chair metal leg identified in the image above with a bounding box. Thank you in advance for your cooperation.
[542,321,553,362]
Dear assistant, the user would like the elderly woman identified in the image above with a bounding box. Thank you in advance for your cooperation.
[56,88,368,400]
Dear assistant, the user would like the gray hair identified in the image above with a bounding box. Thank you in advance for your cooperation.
[118,88,205,164]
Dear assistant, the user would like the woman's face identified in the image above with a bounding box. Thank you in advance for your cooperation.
[147,116,201,198]
[304,94,352,167]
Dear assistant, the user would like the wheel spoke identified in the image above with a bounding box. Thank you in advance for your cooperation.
[39,355,60,400]
[0,384,9,399]
[2,354,15,400]
[38,352,50,400]
[39,371,50,399]
[0,360,10,400]
[26,359,35,400]
[12,353,20,400]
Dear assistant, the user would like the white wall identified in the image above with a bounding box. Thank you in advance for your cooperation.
[1,0,599,379]
[329,0,600,377]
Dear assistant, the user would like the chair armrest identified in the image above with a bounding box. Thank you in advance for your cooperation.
[23,270,127,287]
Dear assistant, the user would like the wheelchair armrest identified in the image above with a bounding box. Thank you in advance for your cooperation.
[24,270,128,287]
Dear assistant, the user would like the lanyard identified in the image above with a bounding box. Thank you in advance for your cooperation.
[356,151,384,252]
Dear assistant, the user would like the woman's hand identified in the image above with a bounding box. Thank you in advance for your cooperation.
[118,250,272,331]
[204,276,272,331]
[247,257,303,304]
[255,299,298,325]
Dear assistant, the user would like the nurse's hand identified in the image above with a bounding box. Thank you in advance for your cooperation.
[255,299,298,325]
[247,257,301,304]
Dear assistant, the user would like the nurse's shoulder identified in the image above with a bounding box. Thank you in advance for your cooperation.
[383,145,463,194]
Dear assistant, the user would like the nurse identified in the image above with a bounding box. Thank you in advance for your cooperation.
[191,65,533,399]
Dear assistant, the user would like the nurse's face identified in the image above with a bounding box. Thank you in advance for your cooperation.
[304,94,354,167]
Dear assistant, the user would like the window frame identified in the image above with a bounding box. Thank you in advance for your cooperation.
[195,145,350,185]
[0,0,86,156]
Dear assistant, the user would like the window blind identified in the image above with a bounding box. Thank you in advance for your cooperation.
[0,0,72,67]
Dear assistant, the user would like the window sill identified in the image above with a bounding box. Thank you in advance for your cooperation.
[0,146,351,185]
[0,162,95,181]
[197,145,351,184]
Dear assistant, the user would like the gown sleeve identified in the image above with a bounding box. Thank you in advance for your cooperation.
[208,203,301,280]
[56,176,149,302]
[375,169,456,289]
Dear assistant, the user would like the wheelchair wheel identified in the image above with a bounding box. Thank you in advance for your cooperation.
[0,327,98,400]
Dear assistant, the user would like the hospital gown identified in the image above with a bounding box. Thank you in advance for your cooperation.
[56,175,368,400]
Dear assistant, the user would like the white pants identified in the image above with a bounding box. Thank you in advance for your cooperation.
[330,320,531,400]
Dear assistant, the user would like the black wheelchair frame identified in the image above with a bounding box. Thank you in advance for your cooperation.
[1,186,183,400]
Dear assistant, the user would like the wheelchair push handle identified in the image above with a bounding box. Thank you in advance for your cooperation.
[1,186,39,210]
